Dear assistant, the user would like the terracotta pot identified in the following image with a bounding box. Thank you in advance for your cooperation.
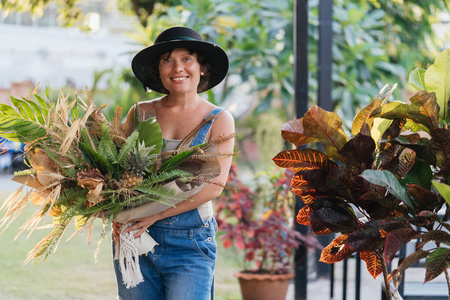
[234,271,295,300]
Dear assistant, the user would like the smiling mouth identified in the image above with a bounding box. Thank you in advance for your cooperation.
[171,77,188,81]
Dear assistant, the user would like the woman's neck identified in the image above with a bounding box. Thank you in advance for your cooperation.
[163,92,201,109]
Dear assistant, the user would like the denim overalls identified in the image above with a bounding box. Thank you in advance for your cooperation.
[114,107,224,300]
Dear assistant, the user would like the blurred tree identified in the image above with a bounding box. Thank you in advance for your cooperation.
[3,0,449,169]
[0,0,181,29]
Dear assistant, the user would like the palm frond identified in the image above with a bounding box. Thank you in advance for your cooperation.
[132,185,180,201]
[140,169,191,186]
[117,131,138,169]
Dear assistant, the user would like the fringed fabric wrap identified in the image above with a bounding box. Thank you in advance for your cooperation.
[113,158,220,288]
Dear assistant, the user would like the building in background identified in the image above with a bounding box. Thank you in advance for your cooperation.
[0,0,137,95]
[0,0,139,172]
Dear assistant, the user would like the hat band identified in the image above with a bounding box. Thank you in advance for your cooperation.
[162,36,200,42]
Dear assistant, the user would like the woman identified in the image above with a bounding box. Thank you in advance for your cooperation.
[112,26,235,300]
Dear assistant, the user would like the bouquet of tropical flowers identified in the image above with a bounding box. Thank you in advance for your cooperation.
[0,86,232,287]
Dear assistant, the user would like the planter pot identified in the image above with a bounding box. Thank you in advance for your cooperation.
[234,271,295,300]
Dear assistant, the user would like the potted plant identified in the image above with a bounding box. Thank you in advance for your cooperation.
[216,164,322,300]
[272,49,450,299]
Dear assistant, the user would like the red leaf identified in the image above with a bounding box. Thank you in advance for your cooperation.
[281,117,318,146]
[273,148,337,171]
[384,227,418,263]
[360,251,383,279]
[245,250,255,262]
[297,206,311,226]
[319,234,353,263]
[235,238,245,250]
[223,239,233,249]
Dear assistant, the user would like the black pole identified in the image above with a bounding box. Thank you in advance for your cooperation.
[318,0,333,111]
[330,263,334,299]
[343,259,348,300]
[294,0,309,119]
[293,0,309,299]
[356,254,361,300]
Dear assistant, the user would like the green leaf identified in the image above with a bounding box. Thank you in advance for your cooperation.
[79,141,113,175]
[34,94,50,118]
[371,117,392,146]
[80,127,96,152]
[409,67,426,91]
[0,115,47,142]
[424,49,450,121]
[360,170,414,210]
[424,247,450,283]
[10,96,36,122]
[401,159,432,191]
[24,98,45,125]
[117,131,139,169]
[0,103,20,117]
[98,124,118,165]
[136,117,163,158]
[431,181,450,207]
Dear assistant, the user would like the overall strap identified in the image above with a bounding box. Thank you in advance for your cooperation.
[191,107,224,147]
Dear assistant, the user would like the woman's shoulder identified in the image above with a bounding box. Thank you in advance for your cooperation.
[210,107,235,133]
[137,97,164,111]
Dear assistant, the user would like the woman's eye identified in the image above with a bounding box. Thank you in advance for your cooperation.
[184,57,191,62]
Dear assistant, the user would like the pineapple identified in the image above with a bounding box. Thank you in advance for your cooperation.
[120,141,156,188]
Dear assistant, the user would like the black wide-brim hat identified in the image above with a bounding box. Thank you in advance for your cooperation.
[131,26,229,94]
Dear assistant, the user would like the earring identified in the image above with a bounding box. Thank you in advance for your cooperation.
[201,72,204,76]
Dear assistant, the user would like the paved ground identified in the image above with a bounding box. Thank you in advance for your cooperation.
[287,258,385,300]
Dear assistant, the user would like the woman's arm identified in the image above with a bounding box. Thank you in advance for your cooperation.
[122,110,235,238]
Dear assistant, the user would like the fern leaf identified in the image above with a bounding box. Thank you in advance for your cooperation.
[98,123,118,164]
[117,131,138,169]
[158,142,208,172]
[124,188,179,207]
[141,169,191,186]
[133,185,178,199]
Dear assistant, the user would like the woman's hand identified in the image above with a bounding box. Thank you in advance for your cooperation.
[112,221,122,243]
[125,214,160,238]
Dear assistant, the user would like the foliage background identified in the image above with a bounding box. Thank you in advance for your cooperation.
[0,0,449,298]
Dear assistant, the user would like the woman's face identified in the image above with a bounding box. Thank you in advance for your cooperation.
[158,48,203,95]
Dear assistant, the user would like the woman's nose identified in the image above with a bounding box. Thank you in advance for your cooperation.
[173,61,184,71]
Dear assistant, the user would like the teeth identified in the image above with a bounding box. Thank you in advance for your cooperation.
[172,77,186,81]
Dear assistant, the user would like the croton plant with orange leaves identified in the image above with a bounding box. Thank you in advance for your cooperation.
[273,49,450,298]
